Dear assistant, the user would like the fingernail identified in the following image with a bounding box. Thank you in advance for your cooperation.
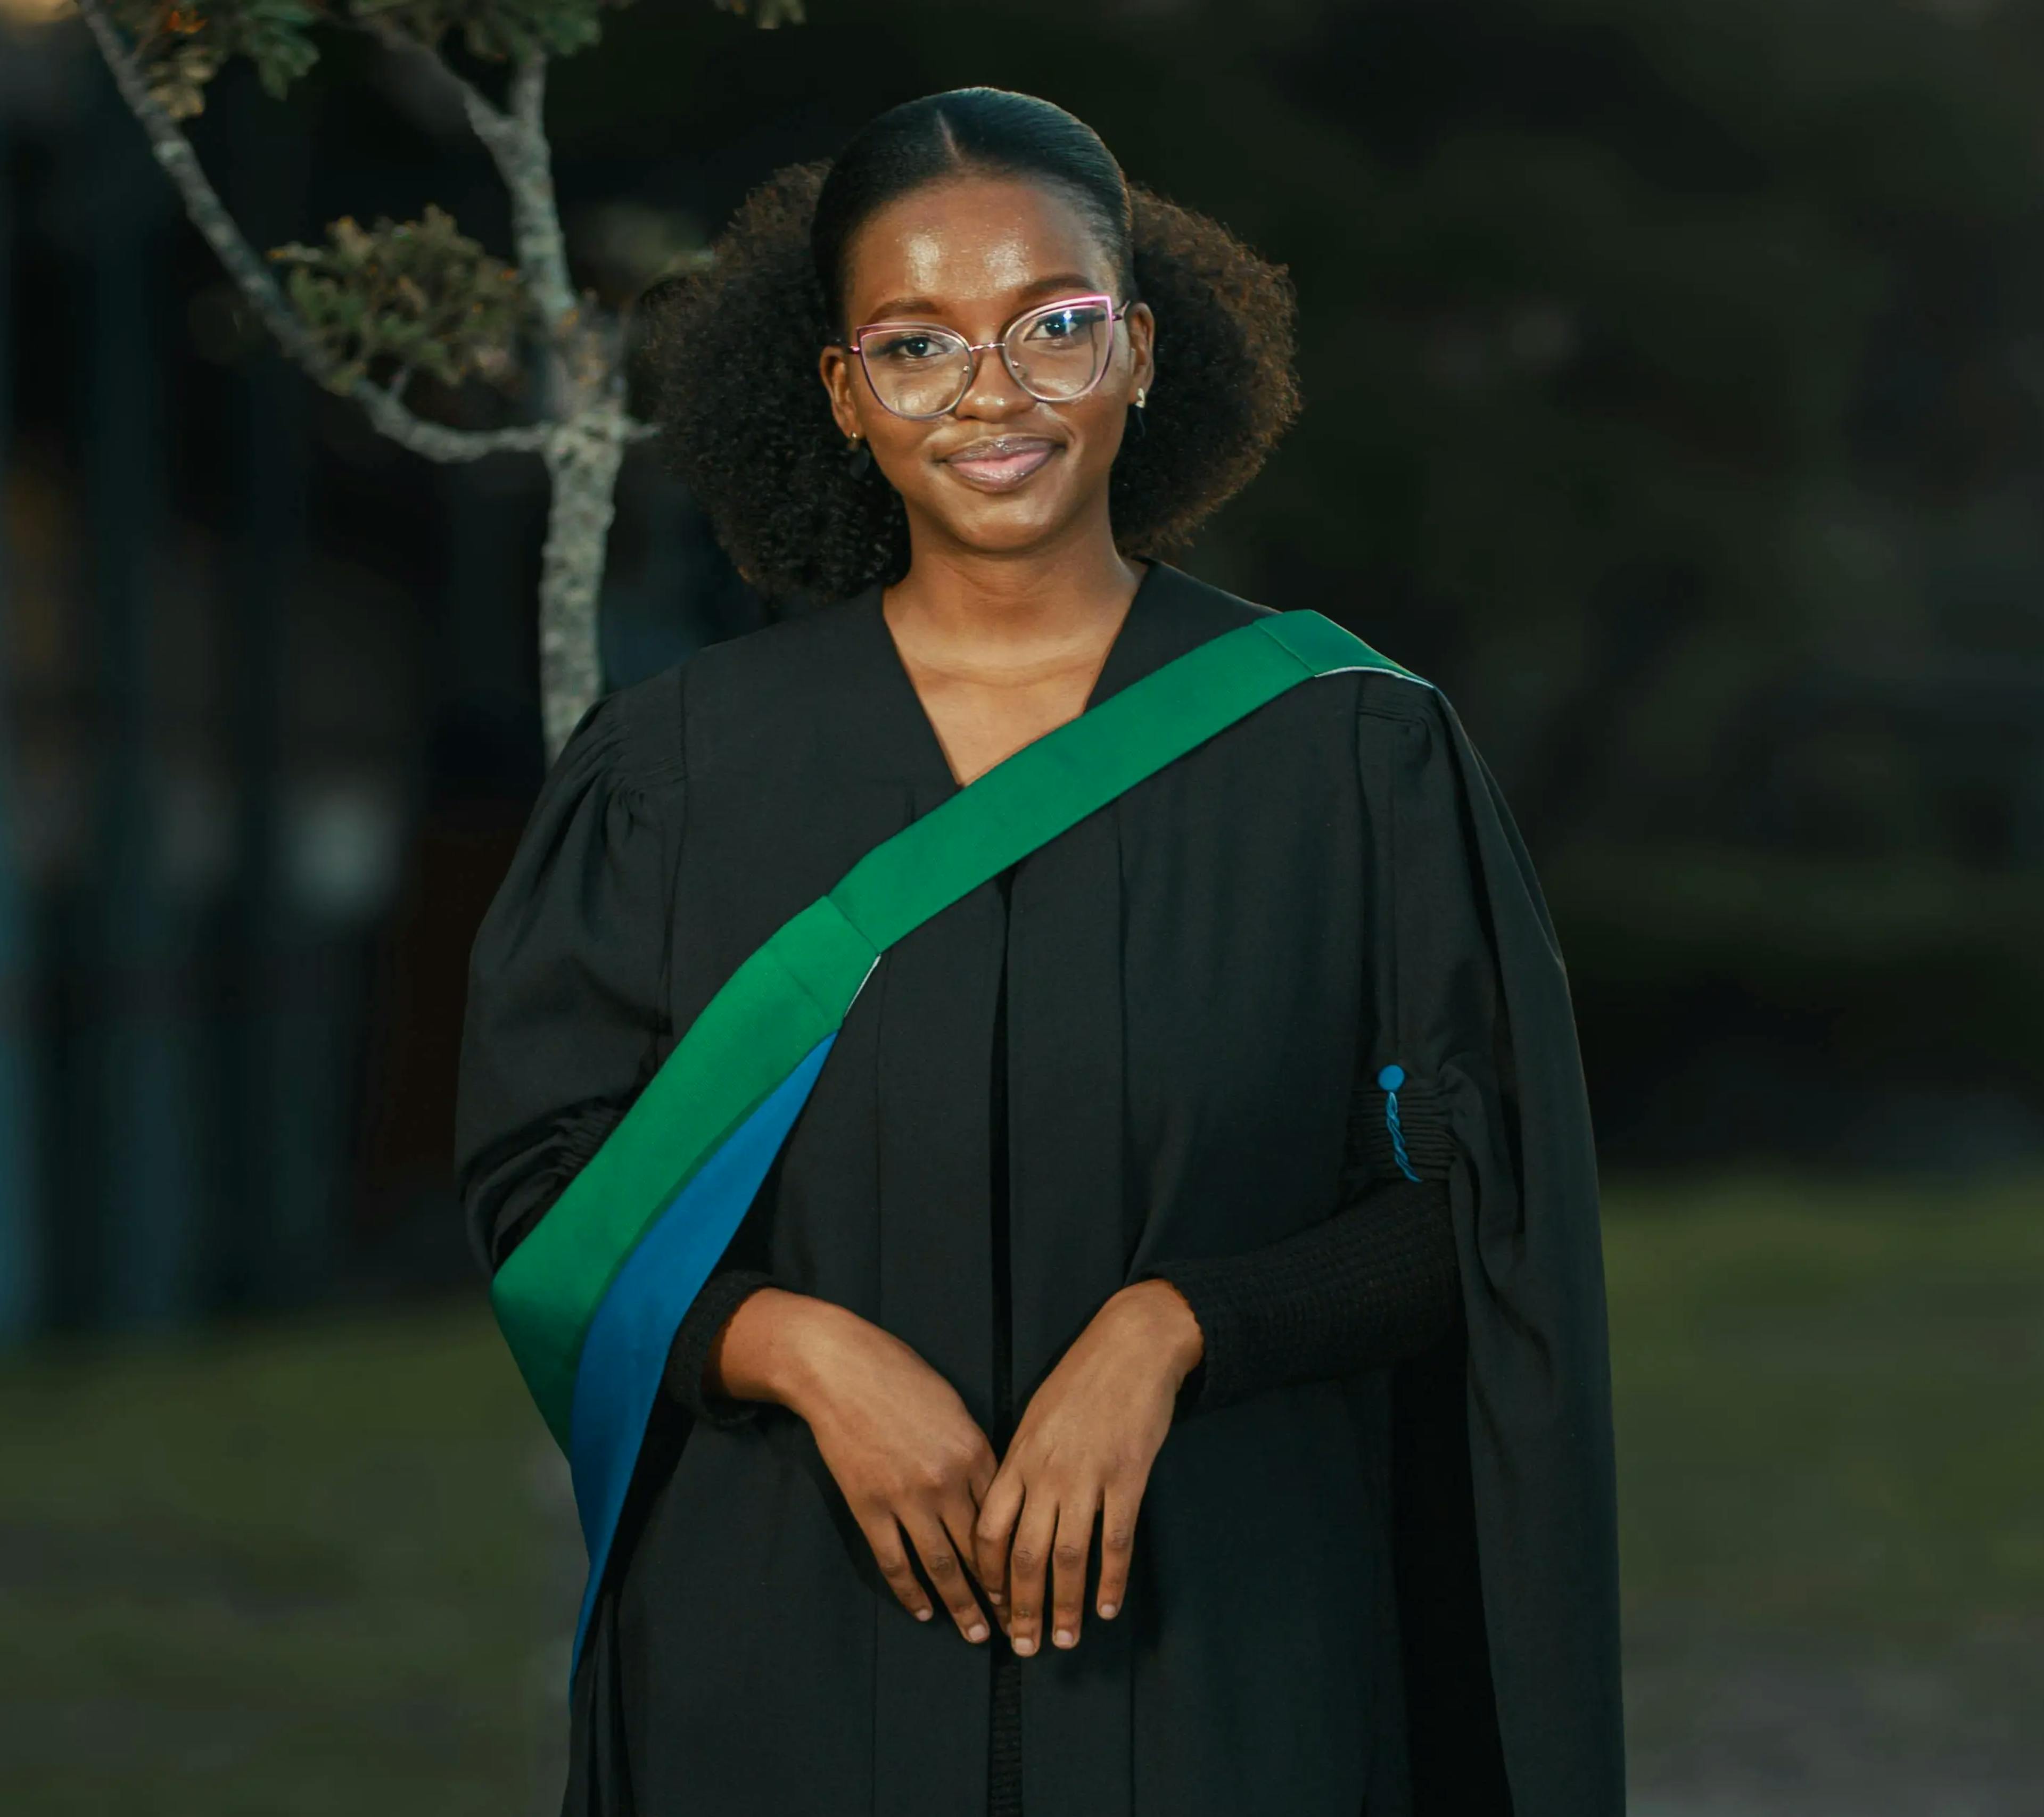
[967,1622,988,1643]
[1054,1628,1075,1648]
[1098,1602,1118,1620]
[988,1591,1004,1604]
[1014,1635,1036,1656]
[914,1608,932,1622]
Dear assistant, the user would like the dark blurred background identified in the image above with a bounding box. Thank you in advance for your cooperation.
[2,2,2039,1812]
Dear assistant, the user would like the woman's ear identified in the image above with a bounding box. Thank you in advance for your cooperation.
[1125,301,1157,400]
[819,344,863,441]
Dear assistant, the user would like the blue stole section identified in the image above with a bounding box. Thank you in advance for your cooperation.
[565,1034,838,1675]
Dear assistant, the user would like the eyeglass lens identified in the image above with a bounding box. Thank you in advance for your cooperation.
[860,299,1115,418]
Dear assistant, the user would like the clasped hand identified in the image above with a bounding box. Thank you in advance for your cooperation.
[711,1280,1204,1657]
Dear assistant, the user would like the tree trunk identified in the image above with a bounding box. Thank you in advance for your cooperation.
[538,411,627,762]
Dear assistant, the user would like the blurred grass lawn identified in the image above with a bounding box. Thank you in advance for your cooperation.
[0,1308,559,1815]
[2,1174,2039,1814]
[1610,1172,2044,1640]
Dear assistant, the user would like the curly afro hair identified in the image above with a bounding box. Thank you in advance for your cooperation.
[640,90,1300,605]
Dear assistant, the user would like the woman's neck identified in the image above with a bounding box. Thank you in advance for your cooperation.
[879,514,1147,786]
[882,517,1142,670]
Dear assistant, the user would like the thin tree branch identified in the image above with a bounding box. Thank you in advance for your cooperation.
[76,0,545,463]
[361,27,578,339]
[493,55,579,336]
[509,52,546,135]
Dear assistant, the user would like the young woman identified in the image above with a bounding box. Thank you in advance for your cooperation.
[457,88,1621,1817]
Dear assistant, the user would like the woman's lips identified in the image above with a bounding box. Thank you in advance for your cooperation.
[941,436,1060,490]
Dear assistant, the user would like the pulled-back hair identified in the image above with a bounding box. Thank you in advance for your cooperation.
[809,89,1136,334]
[641,88,1299,604]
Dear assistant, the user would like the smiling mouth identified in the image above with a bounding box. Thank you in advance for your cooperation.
[940,436,1060,491]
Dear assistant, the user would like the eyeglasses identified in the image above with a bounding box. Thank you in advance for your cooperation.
[843,293,1130,420]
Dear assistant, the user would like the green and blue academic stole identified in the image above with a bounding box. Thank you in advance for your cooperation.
[488,609,1423,1676]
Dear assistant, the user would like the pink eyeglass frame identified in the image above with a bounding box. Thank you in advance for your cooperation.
[842,293,1131,419]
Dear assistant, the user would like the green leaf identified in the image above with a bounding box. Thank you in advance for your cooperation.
[111,0,323,117]
[269,207,528,394]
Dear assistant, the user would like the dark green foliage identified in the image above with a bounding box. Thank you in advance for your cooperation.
[353,0,630,64]
[547,0,2044,1128]
[269,207,525,393]
[347,0,797,65]
[110,0,797,119]
[712,0,804,25]
[111,0,322,118]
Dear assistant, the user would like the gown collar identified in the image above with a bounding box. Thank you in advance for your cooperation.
[843,559,1243,792]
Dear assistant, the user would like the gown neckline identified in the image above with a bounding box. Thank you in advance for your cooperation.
[856,558,1167,793]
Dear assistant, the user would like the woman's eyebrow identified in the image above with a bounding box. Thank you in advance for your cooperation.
[858,275,1110,325]
[1014,272,1107,301]
[861,295,944,323]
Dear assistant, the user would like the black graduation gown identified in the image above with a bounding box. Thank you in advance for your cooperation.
[455,560,1625,1817]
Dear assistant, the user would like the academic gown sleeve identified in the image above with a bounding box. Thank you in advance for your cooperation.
[1353,680,1625,1816]
[456,679,787,1444]
[454,683,685,1276]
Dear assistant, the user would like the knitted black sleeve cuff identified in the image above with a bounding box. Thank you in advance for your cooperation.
[1144,1177,1458,1414]
[662,1268,781,1427]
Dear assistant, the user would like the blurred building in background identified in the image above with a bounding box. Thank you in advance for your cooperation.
[0,13,763,1337]
[3,0,2042,1341]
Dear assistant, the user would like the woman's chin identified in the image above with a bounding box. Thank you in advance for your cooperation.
[921,488,1086,558]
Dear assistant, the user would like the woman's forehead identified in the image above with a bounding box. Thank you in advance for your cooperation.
[844,176,1117,322]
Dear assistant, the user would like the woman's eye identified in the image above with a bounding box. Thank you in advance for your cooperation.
[1023,305,1106,344]
[869,332,948,363]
